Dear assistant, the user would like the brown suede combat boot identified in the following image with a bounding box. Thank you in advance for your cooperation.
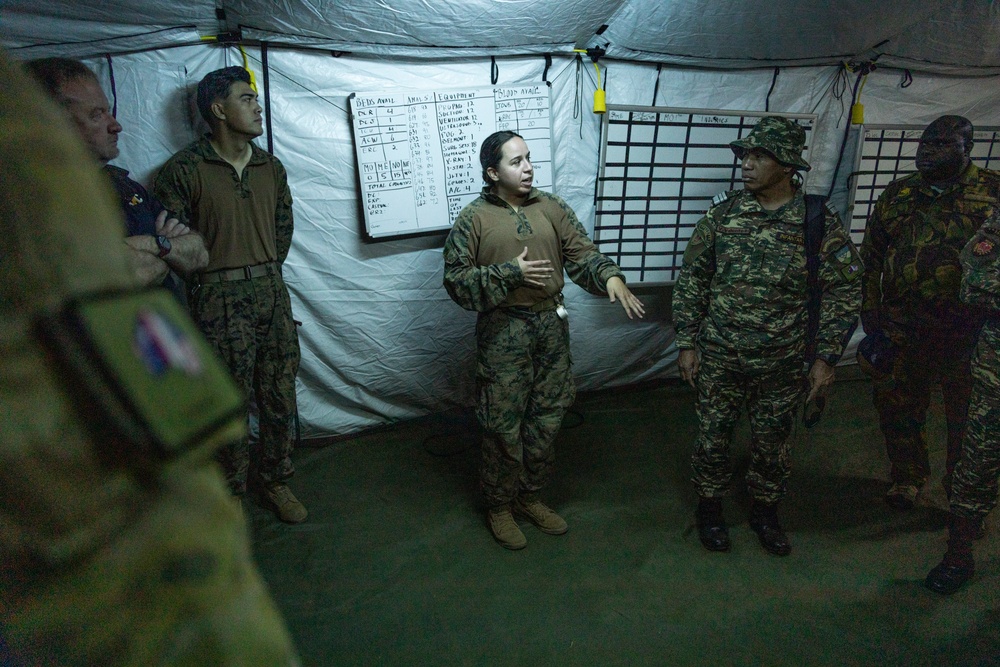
[487,506,527,550]
[262,483,308,523]
[513,494,568,535]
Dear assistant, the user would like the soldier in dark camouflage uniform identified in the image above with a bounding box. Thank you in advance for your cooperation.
[673,116,863,556]
[443,131,644,549]
[154,67,306,523]
[0,50,299,665]
[860,115,1000,511]
[925,214,1000,594]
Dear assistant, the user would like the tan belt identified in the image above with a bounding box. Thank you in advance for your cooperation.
[198,262,277,284]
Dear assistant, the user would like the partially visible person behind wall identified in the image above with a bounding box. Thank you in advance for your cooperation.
[24,56,208,302]
[925,212,1000,595]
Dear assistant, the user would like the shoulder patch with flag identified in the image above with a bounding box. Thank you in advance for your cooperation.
[973,239,995,256]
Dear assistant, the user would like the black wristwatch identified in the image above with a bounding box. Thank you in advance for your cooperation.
[155,234,172,258]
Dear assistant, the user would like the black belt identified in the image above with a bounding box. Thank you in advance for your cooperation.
[505,294,561,314]
[198,262,277,284]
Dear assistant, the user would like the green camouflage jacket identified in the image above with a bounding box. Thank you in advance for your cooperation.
[860,163,1000,334]
[961,214,1000,313]
[960,214,1000,390]
[443,188,623,312]
[673,188,862,365]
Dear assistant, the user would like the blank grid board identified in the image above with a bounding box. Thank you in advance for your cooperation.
[848,125,1000,246]
[595,107,815,284]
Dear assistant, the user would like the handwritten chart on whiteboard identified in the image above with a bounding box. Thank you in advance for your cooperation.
[349,86,552,238]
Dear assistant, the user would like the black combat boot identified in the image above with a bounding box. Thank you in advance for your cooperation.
[749,501,791,556]
[695,497,730,552]
[925,513,977,595]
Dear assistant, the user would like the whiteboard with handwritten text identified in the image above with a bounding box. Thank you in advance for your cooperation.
[349,86,552,238]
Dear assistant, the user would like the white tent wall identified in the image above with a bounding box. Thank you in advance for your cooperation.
[7,24,1000,437]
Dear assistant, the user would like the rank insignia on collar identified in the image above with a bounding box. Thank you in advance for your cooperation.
[973,239,995,256]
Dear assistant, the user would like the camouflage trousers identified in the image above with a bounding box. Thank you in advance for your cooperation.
[691,346,803,505]
[872,328,976,492]
[189,270,300,494]
[951,323,1000,519]
[475,307,575,509]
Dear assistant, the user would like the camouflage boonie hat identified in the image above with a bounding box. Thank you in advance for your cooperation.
[730,116,811,172]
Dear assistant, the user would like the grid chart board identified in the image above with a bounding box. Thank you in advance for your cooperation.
[595,107,815,284]
[849,125,1000,246]
[349,86,552,238]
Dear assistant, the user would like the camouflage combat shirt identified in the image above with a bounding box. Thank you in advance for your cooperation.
[673,188,863,365]
[860,163,1000,336]
[961,214,1000,357]
[443,188,623,311]
[154,136,293,272]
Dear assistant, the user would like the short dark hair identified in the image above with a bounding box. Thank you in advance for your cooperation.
[196,66,251,126]
[479,130,523,184]
[925,115,975,153]
[23,57,97,105]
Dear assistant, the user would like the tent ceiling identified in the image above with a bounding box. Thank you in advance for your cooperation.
[226,0,619,50]
[3,0,1000,73]
[600,0,1000,72]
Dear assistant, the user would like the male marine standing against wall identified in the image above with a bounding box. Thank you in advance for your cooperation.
[673,116,862,557]
[860,115,1000,512]
[155,66,306,523]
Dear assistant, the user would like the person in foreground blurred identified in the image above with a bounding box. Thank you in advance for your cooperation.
[0,51,299,665]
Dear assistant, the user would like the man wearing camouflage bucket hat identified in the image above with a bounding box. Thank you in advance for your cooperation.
[730,115,813,172]
[673,115,863,557]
